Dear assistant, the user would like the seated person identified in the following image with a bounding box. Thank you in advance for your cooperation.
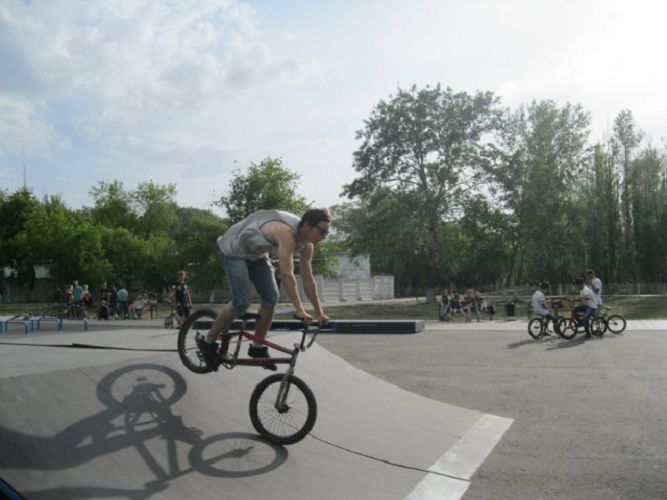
[531,281,558,333]
[439,289,452,321]
[461,290,475,322]
[129,294,151,319]
[98,300,110,320]
[450,293,462,316]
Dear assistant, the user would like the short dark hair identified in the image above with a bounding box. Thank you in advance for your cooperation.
[539,281,550,289]
[299,208,330,228]
[574,277,584,285]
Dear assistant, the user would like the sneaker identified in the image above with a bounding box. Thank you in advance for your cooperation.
[198,338,220,372]
[248,344,277,371]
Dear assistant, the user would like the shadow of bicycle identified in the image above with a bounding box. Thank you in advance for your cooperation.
[2,363,288,499]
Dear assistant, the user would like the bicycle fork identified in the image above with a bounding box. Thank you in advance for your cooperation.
[274,347,300,413]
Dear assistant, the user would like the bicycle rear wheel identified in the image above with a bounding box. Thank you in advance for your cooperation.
[606,314,627,334]
[249,374,317,445]
[177,308,218,373]
[528,318,543,339]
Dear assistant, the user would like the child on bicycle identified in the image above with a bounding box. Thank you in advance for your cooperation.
[200,209,331,372]
[531,281,559,333]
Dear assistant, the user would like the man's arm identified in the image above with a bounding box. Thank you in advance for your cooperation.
[299,244,328,323]
[270,225,308,318]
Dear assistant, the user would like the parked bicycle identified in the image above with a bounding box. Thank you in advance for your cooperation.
[177,309,321,445]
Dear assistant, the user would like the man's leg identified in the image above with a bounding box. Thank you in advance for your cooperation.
[246,259,280,370]
[201,255,253,371]
[253,304,276,342]
[205,305,237,342]
[582,307,594,337]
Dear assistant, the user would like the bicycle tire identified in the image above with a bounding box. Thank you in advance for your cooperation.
[558,318,577,340]
[249,374,317,445]
[528,318,543,339]
[177,308,218,374]
[590,317,604,337]
[606,314,627,334]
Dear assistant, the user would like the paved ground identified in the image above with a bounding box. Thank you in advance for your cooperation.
[1,316,666,499]
[0,317,510,500]
[317,319,667,499]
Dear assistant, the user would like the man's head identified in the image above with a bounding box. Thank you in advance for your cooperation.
[539,281,550,291]
[177,270,186,281]
[586,269,595,280]
[574,277,585,289]
[299,208,331,244]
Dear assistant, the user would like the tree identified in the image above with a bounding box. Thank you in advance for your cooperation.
[216,157,309,223]
[88,180,138,231]
[494,100,591,286]
[612,110,643,282]
[21,205,112,288]
[172,207,228,296]
[0,189,41,291]
[133,180,178,238]
[343,85,502,300]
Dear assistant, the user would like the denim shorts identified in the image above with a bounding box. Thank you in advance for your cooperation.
[220,253,279,315]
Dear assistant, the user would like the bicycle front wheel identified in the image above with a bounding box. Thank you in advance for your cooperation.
[250,374,317,445]
[177,308,218,373]
[606,315,627,334]
[591,317,605,337]
[528,318,543,339]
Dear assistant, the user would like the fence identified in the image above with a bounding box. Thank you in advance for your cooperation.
[283,275,394,304]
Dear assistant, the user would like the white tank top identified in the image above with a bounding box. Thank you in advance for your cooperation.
[217,210,302,260]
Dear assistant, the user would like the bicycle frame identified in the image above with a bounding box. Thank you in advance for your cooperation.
[219,319,319,412]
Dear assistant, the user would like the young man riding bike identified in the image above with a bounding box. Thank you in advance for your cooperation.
[200,208,331,371]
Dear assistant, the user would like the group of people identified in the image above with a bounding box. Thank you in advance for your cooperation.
[439,288,495,322]
[59,280,92,318]
[96,282,155,320]
[54,271,193,324]
[531,270,603,339]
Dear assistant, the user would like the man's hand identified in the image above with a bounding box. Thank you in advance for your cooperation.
[318,311,330,326]
[296,309,313,325]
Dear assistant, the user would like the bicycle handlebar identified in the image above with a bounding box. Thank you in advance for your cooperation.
[294,316,326,351]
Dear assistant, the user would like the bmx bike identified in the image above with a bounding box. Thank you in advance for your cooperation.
[177,309,321,445]
[558,306,604,339]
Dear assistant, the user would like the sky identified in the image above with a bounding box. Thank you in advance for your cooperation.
[1,0,666,215]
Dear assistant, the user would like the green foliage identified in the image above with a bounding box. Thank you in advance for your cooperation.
[343,85,503,296]
[172,207,227,294]
[216,157,309,223]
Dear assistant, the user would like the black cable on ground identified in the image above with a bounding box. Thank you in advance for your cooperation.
[0,341,176,352]
[308,433,468,482]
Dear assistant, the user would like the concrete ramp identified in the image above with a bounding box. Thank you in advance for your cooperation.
[0,330,511,499]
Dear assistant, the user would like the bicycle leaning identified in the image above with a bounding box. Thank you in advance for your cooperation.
[177,308,321,445]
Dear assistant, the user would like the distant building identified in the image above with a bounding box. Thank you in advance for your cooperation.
[332,254,371,279]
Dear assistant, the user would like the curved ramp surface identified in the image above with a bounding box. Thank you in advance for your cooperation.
[0,330,511,499]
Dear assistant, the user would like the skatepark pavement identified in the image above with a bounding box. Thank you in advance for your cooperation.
[0,317,512,500]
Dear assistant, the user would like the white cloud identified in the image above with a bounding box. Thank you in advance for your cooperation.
[0,96,71,156]
[1,0,666,211]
